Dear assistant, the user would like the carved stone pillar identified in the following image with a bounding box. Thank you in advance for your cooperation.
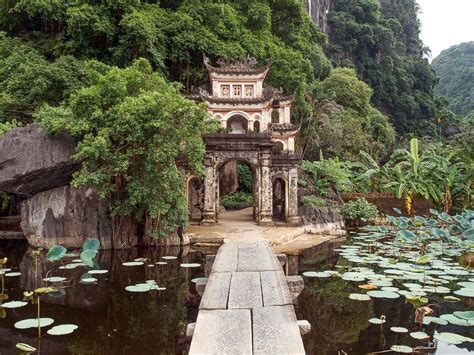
[200,154,216,225]
[259,152,274,226]
[287,167,300,225]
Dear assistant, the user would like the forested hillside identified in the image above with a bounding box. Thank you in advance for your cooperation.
[431,41,474,116]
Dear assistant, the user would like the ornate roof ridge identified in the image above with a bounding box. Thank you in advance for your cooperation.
[203,55,272,75]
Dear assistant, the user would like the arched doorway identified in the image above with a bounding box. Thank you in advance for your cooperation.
[217,159,257,222]
[272,141,284,155]
[187,177,204,221]
[227,115,248,134]
[254,120,260,132]
[272,177,286,221]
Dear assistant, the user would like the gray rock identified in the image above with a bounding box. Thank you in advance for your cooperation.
[0,123,80,196]
[20,185,112,249]
[298,204,344,226]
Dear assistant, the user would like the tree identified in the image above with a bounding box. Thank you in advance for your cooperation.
[37,59,216,236]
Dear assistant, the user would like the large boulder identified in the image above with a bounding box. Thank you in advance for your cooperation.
[0,123,80,196]
[20,185,112,249]
[299,204,344,228]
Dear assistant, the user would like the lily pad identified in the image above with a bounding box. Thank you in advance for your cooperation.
[5,272,21,277]
[80,277,98,284]
[440,314,474,326]
[125,283,160,292]
[390,345,413,353]
[453,311,474,321]
[16,343,36,352]
[161,256,178,260]
[369,318,386,324]
[155,261,167,265]
[180,263,201,268]
[122,261,144,267]
[454,288,474,297]
[457,281,474,289]
[390,327,408,333]
[410,331,429,340]
[434,332,474,345]
[1,301,28,308]
[47,324,78,335]
[15,318,54,329]
[443,295,461,302]
[191,277,207,284]
[349,293,371,301]
[88,270,108,274]
[367,290,400,299]
[43,276,67,282]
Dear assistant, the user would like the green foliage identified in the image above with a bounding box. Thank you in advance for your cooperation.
[236,162,253,194]
[0,119,21,137]
[431,42,474,116]
[318,68,373,116]
[220,191,253,210]
[37,59,215,235]
[302,196,326,207]
[341,198,379,220]
[300,156,355,195]
[328,0,441,133]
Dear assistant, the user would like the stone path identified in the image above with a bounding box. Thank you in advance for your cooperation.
[189,240,306,355]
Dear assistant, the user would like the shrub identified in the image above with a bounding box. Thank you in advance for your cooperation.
[221,192,253,210]
[341,198,379,220]
[302,196,326,207]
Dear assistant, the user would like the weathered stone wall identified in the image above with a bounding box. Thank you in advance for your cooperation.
[20,185,112,249]
[0,123,79,196]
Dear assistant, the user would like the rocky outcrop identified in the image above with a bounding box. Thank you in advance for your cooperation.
[305,0,331,34]
[0,123,79,196]
[299,204,344,231]
[20,185,112,249]
[219,160,239,196]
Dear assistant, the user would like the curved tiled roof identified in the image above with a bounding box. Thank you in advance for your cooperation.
[203,55,272,75]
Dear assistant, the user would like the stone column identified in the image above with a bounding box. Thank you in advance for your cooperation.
[201,155,216,225]
[248,119,254,132]
[259,152,274,226]
[286,167,301,225]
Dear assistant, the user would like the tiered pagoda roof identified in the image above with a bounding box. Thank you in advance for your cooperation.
[203,55,272,76]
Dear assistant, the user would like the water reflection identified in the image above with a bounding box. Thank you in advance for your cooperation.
[294,239,474,354]
[0,240,216,355]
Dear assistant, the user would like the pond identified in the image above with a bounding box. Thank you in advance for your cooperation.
[295,225,474,354]
[0,239,215,355]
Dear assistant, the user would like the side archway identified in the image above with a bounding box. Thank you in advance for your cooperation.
[272,176,287,221]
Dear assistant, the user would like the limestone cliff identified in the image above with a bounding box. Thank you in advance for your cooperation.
[305,0,331,34]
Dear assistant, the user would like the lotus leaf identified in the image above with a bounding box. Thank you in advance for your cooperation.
[47,324,78,335]
[43,276,67,282]
[46,246,67,261]
[440,314,474,326]
[15,318,54,329]
[180,263,201,268]
[454,288,474,297]
[443,295,461,302]
[368,318,385,324]
[367,290,400,299]
[1,301,28,308]
[80,277,98,284]
[80,249,98,267]
[155,262,167,265]
[161,256,178,260]
[348,293,371,301]
[390,345,413,353]
[463,228,474,240]
[34,287,58,294]
[422,316,448,325]
[83,238,100,251]
[410,331,429,340]
[434,332,474,345]
[88,270,108,274]
[122,261,144,266]
[397,230,416,240]
[453,311,474,321]
[5,272,21,277]
[16,343,36,352]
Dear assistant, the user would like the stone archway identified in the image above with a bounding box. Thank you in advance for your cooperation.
[227,115,248,134]
[200,134,274,226]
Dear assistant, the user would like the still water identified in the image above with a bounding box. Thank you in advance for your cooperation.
[2,236,474,354]
[0,240,214,355]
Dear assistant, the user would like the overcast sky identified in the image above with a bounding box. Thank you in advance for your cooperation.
[416,0,474,60]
